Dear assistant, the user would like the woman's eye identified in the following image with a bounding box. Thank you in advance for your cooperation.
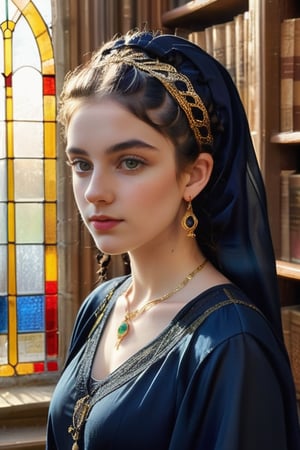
[120,157,145,171]
[68,159,92,172]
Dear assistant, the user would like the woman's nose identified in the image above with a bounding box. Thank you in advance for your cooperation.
[84,169,114,204]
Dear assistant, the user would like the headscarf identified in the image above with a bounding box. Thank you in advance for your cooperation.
[103,31,282,339]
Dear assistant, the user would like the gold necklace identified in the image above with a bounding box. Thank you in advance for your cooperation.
[115,259,207,349]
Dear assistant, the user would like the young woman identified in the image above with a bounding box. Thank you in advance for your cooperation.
[47,31,300,449]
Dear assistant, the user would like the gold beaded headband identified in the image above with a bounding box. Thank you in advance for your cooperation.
[106,50,213,146]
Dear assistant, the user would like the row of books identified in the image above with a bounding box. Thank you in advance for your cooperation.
[187,11,259,153]
[281,170,300,263]
[280,18,300,132]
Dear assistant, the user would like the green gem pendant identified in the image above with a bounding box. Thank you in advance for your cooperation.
[116,319,130,349]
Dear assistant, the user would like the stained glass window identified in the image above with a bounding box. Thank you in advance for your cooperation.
[0,0,58,376]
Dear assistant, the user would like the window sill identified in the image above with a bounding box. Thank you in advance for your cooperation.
[0,385,55,449]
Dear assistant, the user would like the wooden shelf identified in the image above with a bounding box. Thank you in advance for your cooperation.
[276,260,300,280]
[271,132,300,144]
[162,0,248,30]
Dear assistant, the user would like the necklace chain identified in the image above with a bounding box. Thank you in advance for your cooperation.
[115,259,207,349]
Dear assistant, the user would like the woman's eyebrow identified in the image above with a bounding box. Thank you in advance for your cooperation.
[66,139,157,157]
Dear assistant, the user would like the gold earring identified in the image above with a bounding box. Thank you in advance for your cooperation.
[181,199,198,238]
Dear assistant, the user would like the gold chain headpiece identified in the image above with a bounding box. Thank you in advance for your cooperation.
[106,49,213,147]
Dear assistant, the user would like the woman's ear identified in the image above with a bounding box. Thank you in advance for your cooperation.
[183,152,213,200]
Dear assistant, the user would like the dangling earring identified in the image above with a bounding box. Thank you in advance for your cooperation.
[181,199,198,238]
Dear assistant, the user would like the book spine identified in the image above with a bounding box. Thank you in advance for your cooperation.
[289,173,300,263]
[204,26,213,55]
[280,19,295,132]
[225,21,236,83]
[293,18,300,131]
[281,170,296,261]
[235,14,247,109]
[212,23,226,67]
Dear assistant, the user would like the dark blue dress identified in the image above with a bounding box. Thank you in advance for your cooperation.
[46,277,300,449]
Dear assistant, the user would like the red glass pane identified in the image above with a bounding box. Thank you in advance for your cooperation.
[46,295,57,331]
[4,73,12,88]
[47,332,58,357]
[45,280,57,294]
[47,361,58,371]
[43,75,56,95]
[34,362,45,372]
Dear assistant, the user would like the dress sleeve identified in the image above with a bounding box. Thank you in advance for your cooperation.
[169,333,293,450]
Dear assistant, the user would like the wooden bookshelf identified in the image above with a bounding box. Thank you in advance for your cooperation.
[162,0,248,29]
[162,0,300,402]
[277,260,300,280]
[163,0,300,283]
[271,132,300,144]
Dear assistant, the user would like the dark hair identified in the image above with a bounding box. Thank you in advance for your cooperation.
[58,43,216,172]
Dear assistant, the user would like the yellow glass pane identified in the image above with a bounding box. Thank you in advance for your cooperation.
[43,95,56,121]
[44,122,56,158]
[8,295,17,366]
[44,159,56,201]
[45,203,57,244]
[7,204,15,243]
[16,362,34,375]
[0,365,14,376]
[7,159,14,201]
[8,244,16,295]
[42,58,55,75]
[37,32,53,62]
[45,246,57,281]
[22,2,47,39]
[6,119,13,158]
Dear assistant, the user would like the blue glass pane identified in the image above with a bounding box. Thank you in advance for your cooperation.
[0,296,8,333]
[17,295,45,332]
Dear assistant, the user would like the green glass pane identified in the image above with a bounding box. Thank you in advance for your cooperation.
[18,332,45,363]
[16,244,44,295]
[14,122,43,158]
[0,159,7,201]
[13,15,41,71]
[0,203,7,243]
[13,68,43,120]
[0,245,7,295]
[14,159,44,201]
[15,203,44,243]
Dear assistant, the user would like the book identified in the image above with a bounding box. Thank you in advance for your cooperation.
[280,170,296,261]
[225,21,236,83]
[280,18,295,132]
[235,14,247,109]
[293,18,300,130]
[212,23,226,67]
[204,26,213,55]
[188,30,206,50]
[289,173,300,263]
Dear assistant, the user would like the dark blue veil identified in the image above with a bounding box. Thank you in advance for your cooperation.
[107,32,282,339]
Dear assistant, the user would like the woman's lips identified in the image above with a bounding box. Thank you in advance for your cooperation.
[89,216,122,231]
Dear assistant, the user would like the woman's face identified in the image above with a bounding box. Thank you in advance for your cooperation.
[66,98,190,256]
